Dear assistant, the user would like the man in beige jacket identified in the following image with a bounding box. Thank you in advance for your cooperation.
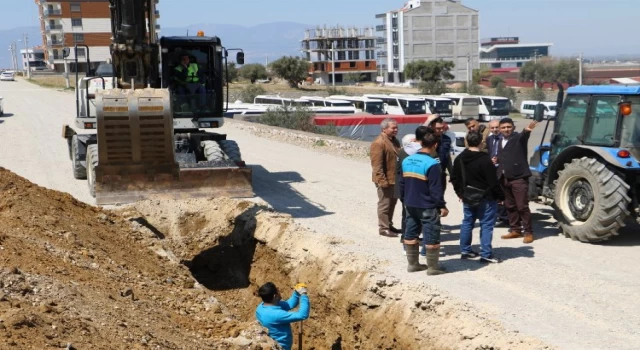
[370,118,401,237]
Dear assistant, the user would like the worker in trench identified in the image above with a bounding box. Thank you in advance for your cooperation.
[256,282,310,350]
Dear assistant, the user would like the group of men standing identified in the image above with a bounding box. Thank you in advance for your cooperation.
[370,115,538,272]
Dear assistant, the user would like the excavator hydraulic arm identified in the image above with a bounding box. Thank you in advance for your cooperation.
[108,0,159,89]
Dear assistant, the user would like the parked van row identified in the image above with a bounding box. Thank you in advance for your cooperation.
[224,92,557,123]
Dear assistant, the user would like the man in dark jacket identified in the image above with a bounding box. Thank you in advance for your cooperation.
[428,117,452,194]
[451,131,505,263]
[486,119,510,227]
[400,131,448,275]
[496,118,538,244]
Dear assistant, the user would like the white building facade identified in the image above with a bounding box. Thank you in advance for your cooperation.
[376,0,479,83]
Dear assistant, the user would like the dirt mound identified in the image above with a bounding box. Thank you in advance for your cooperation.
[0,167,551,350]
[0,168,275,349]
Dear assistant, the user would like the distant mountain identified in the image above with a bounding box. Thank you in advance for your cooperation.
[0,22,312,69]
[161,22,312,64]
[0,26,42,70]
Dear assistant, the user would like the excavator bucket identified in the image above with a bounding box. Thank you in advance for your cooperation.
[93,88,253,206]
[95,165,253,205]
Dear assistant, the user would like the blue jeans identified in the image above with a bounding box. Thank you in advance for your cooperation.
[460,200,497,258]
[405,207,441,245]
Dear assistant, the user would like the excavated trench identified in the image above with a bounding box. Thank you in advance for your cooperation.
[128,199,420,350]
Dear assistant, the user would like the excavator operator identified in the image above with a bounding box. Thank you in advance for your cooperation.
[173,54,206,111]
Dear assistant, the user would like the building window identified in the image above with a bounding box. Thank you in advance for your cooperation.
[349,62,356,68]
[71,18,83,27]
[393,46,399,55]
[393,59,399,70]
[392,32,398,41]
[73,33,84,43]
[76,48,86,58]
[70,3,81,12]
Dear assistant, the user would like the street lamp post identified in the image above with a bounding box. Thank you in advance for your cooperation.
[23,34,31,79]
[331,40,335,87]
[578,52,583,85]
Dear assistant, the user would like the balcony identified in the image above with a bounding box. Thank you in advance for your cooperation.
[43,9,62,16]
[47,39,63,46]
[45,24,63,32]
[376,25,386,32]
[376,38,387,45]
[377,51,387,58]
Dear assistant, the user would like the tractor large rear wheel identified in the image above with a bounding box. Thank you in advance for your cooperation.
[553,157,631,242]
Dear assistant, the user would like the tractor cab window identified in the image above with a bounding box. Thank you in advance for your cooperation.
[584,96,619,146]
[551,95,589,156]
[621,96,640,148]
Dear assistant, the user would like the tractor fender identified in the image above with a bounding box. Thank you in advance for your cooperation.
[547,145,640,184]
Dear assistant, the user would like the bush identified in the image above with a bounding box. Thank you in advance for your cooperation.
[490,76,505,88]
[239,85,266,103]
[456,82,482,94]
[258,105,338,136]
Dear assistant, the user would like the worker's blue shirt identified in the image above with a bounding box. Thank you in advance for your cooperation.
[400,151,446,209]
[255,292,310,350]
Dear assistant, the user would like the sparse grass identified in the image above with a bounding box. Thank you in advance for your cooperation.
[27,76,75,90]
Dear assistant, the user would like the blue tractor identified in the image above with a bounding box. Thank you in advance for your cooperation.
[529,85,640,242]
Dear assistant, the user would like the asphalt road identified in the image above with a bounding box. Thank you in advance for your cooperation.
[2,79,640,349]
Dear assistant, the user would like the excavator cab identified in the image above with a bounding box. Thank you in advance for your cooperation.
[160,36,223,120]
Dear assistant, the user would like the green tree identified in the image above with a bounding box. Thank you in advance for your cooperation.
[519,59,555,89]
[239,85,266,103]
[223,62,238,85]
[404,59,455,82]
[490,75,505,88]
[419,81,449,95]
[268,56,310,88]
[553,59,581,86]
[473,68,492,84]
[239,63,268,83]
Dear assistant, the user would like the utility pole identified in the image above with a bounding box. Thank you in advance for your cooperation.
[533,49,539,90]
[331,40,336,87]
[466,53,471,89]
[61,23,70,88]
[10,42,18,72]
[23,34,31,79]
[578,52,583,85]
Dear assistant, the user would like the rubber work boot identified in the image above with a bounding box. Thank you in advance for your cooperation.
[426,248,446,276]
[523,233,534,244]
[405,244,428,272]
[501,231,523,239]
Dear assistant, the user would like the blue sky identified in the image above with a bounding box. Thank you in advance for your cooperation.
[4,0,640,56]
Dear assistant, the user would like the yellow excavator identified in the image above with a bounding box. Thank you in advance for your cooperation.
[62,0,252,205]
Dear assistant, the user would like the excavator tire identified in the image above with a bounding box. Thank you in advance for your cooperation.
[201,140,225,162]
[219,140,242,162]
[71,135,87,180]
[86,144,99,198]
[552,157,631,242]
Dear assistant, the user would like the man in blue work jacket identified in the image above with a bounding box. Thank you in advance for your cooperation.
[256,282,310,350]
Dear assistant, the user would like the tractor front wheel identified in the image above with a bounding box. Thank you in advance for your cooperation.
[553,157,631,242]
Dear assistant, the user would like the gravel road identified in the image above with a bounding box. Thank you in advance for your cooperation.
[2,79,639,349]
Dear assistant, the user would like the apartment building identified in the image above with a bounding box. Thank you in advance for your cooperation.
[301,26,377,85]
[35,0,160,72]
[376,0,479,83]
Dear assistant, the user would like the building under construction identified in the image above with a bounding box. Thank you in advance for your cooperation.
[301,26,377,85]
